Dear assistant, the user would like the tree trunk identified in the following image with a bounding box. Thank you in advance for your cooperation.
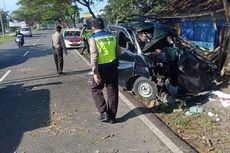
[221,0,230,75]
[223,0,230,21]
[72,9,76,28]
[87,5,96,18]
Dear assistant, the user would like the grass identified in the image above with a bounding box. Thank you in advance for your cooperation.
[0,34,15,44]
[32,28,39,32]
[172,114,190,128]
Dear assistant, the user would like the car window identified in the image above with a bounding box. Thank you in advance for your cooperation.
[21,28,30,31]
[64,31,80,37]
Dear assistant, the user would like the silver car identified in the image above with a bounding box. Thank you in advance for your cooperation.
[20,27,32,37]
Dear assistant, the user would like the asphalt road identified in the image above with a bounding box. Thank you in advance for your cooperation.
[0,30,194,153]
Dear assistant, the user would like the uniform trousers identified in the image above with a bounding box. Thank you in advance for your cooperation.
[91,64,119,119]
[81,38,90,54]
[53,48,63,74]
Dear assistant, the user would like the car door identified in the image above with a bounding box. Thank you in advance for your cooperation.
[109,26,138,87]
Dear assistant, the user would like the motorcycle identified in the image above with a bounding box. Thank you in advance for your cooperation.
[15,35,24,48]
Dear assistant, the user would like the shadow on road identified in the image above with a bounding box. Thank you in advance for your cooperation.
[0,82,59,153]
[116,107,151,123]
[0,69,91,86]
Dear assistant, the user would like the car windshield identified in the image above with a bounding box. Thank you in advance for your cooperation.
[64,31,80,37]
[21,28,30,31]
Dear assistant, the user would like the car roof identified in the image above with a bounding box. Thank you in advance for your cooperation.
[118,21,175,33]
[64,28,80,32]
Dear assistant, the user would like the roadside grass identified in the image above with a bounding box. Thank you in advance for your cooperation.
[156,111,225,152]
[32,28,39,32]
[0,34,14,44]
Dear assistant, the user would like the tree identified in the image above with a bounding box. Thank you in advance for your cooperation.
[12,0,75,26]
[72,0,103,18]
[0,10,7,28]
[65,2,81,27]
[104,0,171,23]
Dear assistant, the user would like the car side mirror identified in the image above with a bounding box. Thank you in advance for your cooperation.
[126,42,135,51]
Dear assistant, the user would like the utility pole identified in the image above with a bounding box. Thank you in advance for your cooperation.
[221,0,230,75]
[223,0,230,22]
[0,12,5,38]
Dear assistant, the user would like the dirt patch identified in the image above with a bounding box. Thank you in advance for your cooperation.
[17,67,33,74]
[146,96,230,153]
[136,92,230,153]
[156,111,230,153]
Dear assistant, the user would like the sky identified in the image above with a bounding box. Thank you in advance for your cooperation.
[0,0,108,15]
[0,0,19,12]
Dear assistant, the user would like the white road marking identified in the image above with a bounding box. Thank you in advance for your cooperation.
[75,49,184,153]
[75,50,90,65]
[0,70,12,82]
[23,51,29,57]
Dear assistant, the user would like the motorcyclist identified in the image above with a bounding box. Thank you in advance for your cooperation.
[15,30,24,45]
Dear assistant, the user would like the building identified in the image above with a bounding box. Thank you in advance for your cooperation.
[154,0,226,51]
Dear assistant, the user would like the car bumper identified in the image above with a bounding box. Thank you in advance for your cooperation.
[21,32,32,36]
[65,41,85,48]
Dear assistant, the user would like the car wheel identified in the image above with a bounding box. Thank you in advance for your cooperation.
[133,77,157,101]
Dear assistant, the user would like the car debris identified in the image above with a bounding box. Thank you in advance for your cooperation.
[210,91,230,107]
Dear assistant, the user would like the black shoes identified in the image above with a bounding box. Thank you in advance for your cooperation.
[109,118,116,124]
[58,72,66,75]
[98,112,116,124]
[98,112,109,122]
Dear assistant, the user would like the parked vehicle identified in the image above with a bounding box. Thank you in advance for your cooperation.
[63,28,84,49]
[15,35,24,48]
[108,21,219,101]
[5,28,12,34]
[20,27,32,37]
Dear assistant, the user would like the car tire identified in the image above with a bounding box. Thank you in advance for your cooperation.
[133,77,157,101]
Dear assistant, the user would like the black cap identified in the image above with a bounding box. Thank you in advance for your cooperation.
[91,18,104,29]
[56,25,62,32]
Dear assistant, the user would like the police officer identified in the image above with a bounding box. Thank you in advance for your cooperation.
[80,24,93,54]
[51,25,67,75]
[89,18,121,123]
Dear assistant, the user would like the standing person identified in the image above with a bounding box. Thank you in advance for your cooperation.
[80,24,92,54]
[51,25,67,75]
[89,18,121,124]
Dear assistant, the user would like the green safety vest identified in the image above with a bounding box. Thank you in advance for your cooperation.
[94,34,116,65]
[82,30,93,39]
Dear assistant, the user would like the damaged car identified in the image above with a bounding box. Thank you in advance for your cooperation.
[108,21,222,101]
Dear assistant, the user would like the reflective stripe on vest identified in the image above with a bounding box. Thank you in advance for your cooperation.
[94,35,116,65]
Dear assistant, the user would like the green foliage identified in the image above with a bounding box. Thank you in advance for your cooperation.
[12,0,80,26]
[104,0,172,23]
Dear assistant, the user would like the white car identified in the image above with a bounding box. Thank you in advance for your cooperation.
[20,27,32,37]
[63,29,84,48]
